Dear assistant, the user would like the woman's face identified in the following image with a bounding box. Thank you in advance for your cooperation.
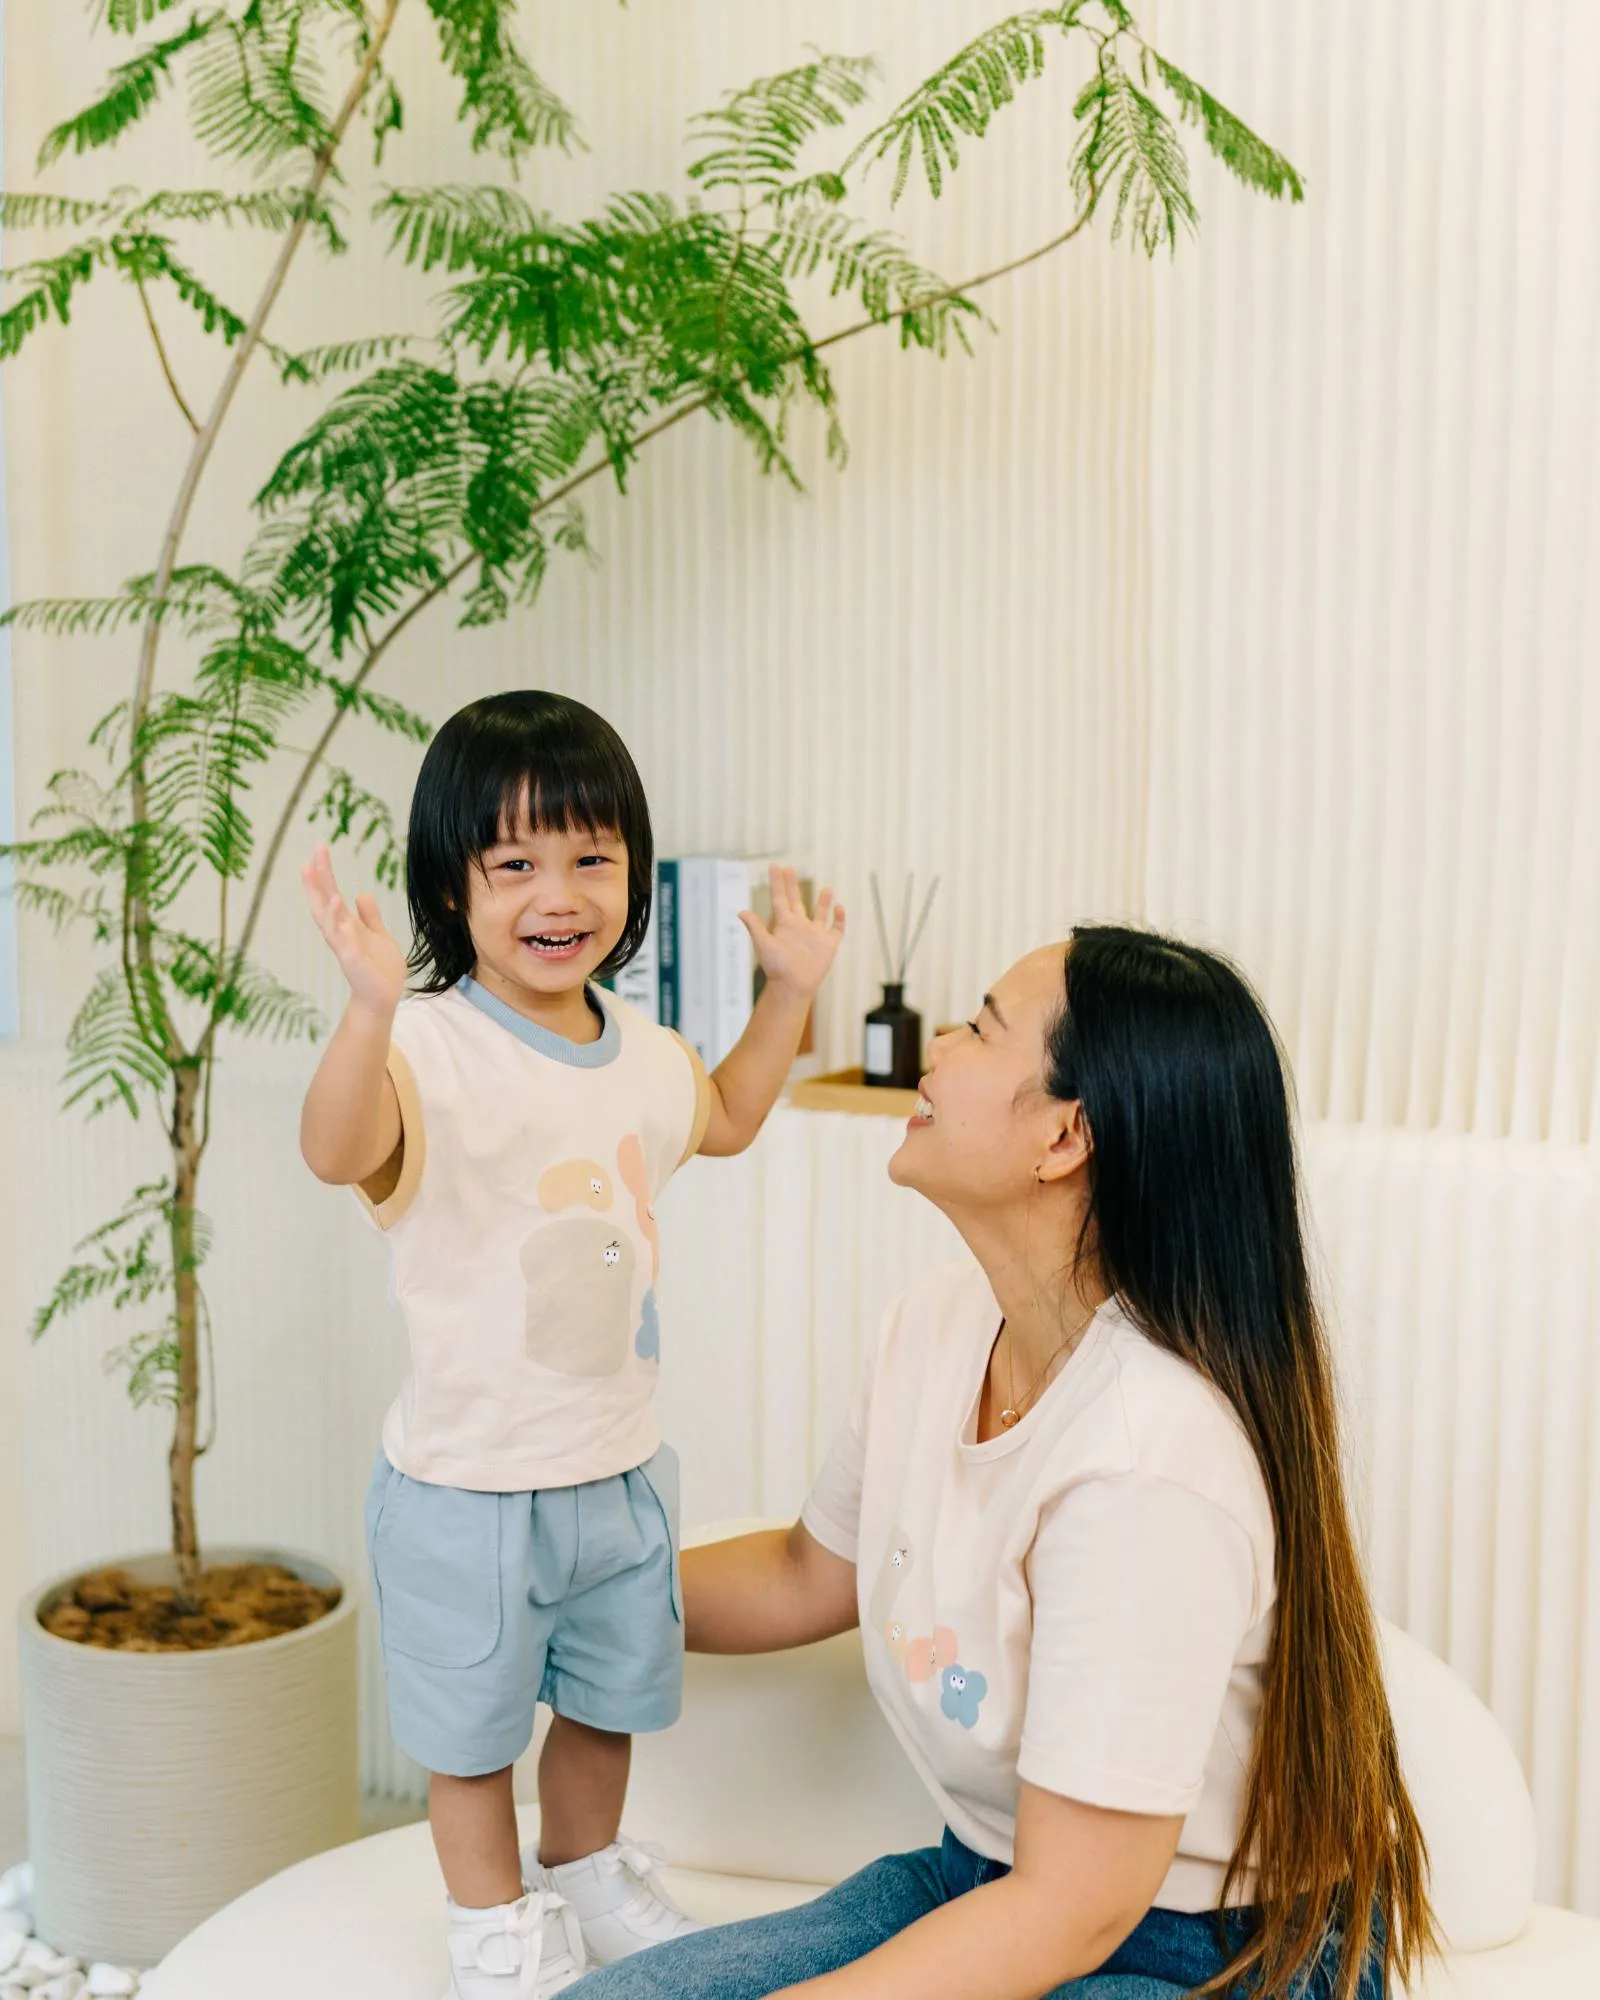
[889,945,1074,1211]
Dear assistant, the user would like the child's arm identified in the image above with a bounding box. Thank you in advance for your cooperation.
[698,865,846,1157]
[299,844,410,1189]
[683,1523,859,1653]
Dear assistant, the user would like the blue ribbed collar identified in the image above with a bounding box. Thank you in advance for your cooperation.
[456,977,621,1068]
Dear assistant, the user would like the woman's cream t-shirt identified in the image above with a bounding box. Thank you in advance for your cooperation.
[801,1260,1276,1913]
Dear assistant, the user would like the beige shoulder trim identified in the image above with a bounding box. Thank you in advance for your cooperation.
[670,1031,714,1165]
[353,1043,426,1230]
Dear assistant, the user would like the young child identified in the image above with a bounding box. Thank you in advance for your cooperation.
[300,690,844,1998]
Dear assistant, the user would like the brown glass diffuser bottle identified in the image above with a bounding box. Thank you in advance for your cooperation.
[864,873,939,1090]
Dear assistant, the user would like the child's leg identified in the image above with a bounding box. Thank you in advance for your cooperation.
[536,1717,632,1867]
[430,1766,523,1908]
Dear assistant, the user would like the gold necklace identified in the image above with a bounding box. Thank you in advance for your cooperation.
[997,1306,1097,1429]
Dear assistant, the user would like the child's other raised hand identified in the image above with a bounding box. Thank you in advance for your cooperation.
[301,844,407,1017]
[740,865,846,1001]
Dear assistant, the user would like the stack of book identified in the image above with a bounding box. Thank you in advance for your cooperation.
[610,857,813,1071]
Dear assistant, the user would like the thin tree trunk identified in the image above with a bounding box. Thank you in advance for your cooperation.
[154,1,405,1581]
[168,1065,204,1596]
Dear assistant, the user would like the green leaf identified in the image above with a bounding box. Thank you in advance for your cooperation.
[112,232,251,344]
[0,239,111,361]
[765,206,983,355]
[276,332,422,384]
[39,14,223,171]
[187,9,334,170]
[425,0,582,162]
[1146,49,1304,204]
[1070,48,1196,254]
[213,957,323,1041]
[0,191,114,230]
[845,8,1076,202]
[130,184,348,253]
[306,766,407,887]
[378,183,547,274]
[688,53,879,195]
[100,0,189,32]
[64,967,170,1118]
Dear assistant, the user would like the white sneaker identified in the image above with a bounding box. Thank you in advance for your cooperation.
[526,1838,703,1967]
[444,1889,588,1998]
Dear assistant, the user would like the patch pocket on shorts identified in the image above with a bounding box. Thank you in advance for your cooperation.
[372,1476,503,1668]
[635,1444,682,1624]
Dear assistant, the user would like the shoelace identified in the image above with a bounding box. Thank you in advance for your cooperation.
[468,1890,581,1995]
[606,1840,695,1939]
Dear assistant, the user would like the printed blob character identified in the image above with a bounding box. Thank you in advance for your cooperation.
[635,1287,660,1362]
[905,1627,959,1686]
[616,1133,660,1281]
[538,1158,615,1213]
[522,1220,636,1375]
[940,1665,989,1729]
[867,1528,916,1635]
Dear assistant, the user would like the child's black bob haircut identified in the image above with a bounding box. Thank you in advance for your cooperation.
[405,690,653,992]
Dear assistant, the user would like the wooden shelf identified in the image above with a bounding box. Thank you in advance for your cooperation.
[787,1067,919,1118]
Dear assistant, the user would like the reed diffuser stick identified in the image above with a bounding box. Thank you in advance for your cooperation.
[870,873,895,983]
[896,873,916,982]
[902,876,941,979]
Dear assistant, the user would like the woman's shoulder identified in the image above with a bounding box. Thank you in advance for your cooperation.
[1090,1305,1274,1543]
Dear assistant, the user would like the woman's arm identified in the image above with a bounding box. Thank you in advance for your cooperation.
[777,1783,1182,2000]
[683,1523,858,1654]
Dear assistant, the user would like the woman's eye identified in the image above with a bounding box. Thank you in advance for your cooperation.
[966,1018,982,1036]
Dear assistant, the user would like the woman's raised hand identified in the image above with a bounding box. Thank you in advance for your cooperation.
[301,843,407,1017]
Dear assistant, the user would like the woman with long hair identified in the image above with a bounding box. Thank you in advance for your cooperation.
[570,927,1434,2000]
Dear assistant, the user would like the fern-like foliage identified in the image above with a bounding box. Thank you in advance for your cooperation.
[425,0,580,162]
[1071,46,1194,253]
[187,5,334,170]
[689,54,878,197]
[100,0,190,32]
[379,184,548,275]
[1145,49,1305,204]
[39,13,223,170]
[845,8,1077,201]
[307,767,406,887]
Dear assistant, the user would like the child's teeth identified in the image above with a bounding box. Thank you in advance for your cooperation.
[915,1095,934,1120]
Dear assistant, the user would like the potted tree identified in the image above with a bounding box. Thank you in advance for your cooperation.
[1,0,1300,1971]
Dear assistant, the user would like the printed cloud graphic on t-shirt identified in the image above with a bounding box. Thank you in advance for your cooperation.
[635,1286,660,1361]
[521,1218,636,1376]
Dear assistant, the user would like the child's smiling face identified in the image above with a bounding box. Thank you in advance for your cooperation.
[464,797,630,1011]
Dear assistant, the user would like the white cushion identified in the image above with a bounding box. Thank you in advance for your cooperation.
[144,1806,820,1999]
[145,1529,1597,1998]
[1379,1620,1537,1952]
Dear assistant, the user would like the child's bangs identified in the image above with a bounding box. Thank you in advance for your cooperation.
[478,750,626,855]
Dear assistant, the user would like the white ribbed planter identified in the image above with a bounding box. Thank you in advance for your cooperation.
[18,1546,361,1969]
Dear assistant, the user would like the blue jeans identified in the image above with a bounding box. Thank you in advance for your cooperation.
[572,1828,1383,1998]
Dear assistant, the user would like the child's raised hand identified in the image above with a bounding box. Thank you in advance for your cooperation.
[740,865,846,1000]
[301,844,407,1016]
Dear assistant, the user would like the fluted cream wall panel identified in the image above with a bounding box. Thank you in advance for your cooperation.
[1144,0,1600,1143]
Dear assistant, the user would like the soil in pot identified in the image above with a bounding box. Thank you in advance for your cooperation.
[38,1563,341,1652]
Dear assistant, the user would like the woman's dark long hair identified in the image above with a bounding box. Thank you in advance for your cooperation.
[405,690,653,991]
[1047,926,1433,2000]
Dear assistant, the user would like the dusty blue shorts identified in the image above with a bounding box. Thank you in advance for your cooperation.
[365,1444,683,1778]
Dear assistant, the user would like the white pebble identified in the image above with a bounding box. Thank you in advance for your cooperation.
[34,1978,85,2000]
[0,1868,30,1915]
[85,1974,135,1999]
[15,1942,75,1987]
[0,1937,21,1975]
[0,1919,24,1946]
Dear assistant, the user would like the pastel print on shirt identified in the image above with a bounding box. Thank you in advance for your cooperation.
[522,1139,656,1375]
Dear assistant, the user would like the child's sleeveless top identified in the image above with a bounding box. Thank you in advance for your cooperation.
[358,979,711,1491]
